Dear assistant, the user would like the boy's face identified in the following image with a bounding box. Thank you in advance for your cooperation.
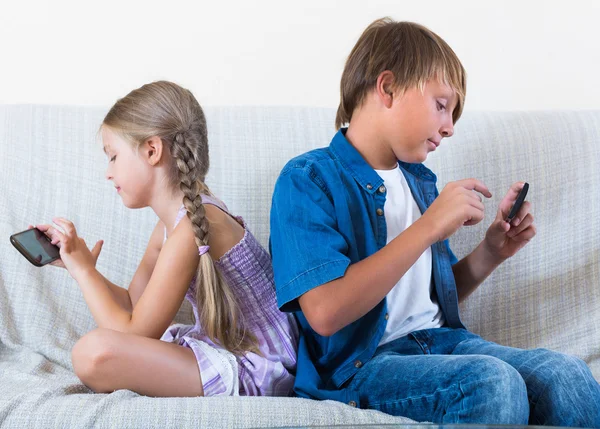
[383,78,457,164]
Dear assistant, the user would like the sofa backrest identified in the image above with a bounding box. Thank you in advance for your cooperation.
[0,105,598,380]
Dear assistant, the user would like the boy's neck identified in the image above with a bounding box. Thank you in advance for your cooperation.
[345,115,398,171]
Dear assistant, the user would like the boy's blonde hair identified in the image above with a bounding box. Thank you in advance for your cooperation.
[335,18,467,129]
[101,81,258,356]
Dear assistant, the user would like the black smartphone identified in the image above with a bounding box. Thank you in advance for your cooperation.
[506,182,529,222]
[10,228,61,267]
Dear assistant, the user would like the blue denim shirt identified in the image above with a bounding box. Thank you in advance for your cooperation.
[269,128,465,407]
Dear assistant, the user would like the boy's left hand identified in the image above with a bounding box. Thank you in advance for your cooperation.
[46,217,104,280]
[483,182,536,262]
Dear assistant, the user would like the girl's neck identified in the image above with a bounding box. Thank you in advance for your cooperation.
[149,188,186,234]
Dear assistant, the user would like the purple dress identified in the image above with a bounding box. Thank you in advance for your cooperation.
[160,195,298,396]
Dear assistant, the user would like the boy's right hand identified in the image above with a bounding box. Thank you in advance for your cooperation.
[421,179,492,243]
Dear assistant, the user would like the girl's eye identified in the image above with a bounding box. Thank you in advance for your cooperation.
[110,155,116,162]
[437,101,446,111]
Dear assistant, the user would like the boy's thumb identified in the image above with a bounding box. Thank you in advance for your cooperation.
[495,218,511,234]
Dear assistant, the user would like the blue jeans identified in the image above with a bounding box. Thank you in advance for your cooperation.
[346,328,600,426]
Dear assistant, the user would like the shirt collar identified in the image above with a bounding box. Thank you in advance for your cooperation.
[329,128,438,193]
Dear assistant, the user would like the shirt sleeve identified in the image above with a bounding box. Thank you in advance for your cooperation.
[269,163,351,313]
[433,181,459,266]
[445,239,459,266]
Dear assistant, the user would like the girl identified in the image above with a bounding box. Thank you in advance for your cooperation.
[32,80,298,397]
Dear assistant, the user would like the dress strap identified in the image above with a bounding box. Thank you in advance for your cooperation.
[174,194,232,228]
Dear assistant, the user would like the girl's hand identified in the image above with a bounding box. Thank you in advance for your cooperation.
[27,224,66,269]
[32,219,104,278]
[483,182,536,262]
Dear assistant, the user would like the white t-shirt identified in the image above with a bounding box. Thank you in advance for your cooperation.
[375,165,444,346]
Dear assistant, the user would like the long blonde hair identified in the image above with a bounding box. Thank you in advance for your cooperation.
[102,81,259,355]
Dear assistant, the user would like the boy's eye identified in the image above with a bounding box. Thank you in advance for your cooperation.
[436,101,446,111]
[110,155,116,162]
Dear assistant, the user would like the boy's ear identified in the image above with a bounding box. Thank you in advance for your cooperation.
[375,70,395,108]
[143,136,164,166]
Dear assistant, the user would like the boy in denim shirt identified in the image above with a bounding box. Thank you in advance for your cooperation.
[270,18,600,425]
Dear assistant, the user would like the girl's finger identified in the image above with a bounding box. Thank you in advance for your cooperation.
[51,228,68,247]
[52,218,77,237]
[36,224,56,237]
[49,258,66,268]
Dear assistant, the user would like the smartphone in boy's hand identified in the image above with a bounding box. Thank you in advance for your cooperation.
[506,182,529,223]
[10,227,61,267]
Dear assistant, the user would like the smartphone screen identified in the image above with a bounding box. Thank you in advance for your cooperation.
[10,228,61,266]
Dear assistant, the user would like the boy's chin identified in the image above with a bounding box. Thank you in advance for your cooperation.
[401,152,429,164]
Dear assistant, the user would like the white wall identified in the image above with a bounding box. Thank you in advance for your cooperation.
[1,0,599,112]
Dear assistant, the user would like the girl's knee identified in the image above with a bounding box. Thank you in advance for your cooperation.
[72,328,120,392]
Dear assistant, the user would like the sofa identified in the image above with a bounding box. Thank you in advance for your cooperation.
[0,104,598,427]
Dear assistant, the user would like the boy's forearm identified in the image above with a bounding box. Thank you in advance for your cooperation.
[452,240,505,302]
[306,217,436,335]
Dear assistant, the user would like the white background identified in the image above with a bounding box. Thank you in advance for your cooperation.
[1,0,599,112]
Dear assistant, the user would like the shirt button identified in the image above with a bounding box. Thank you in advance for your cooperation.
[354,360,363,368]
[348,400,357,407]
[376,208,384,216]
[385,313,389,320]
[366,184,373,190]
[378,185,386,193]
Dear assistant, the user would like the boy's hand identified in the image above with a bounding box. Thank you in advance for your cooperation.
[422,178,492,242]
[31,220,104,275]
[483,182,536,261]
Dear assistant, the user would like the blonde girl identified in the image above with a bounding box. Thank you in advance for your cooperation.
[33,81,298,397]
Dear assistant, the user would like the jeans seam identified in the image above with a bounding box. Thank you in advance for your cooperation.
[366,383,460,409]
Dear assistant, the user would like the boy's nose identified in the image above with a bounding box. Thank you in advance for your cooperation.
[441,123,454,138]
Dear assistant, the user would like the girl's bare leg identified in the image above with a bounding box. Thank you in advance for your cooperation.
[71,328,203,397]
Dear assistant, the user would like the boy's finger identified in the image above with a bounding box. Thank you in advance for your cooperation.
[511,201,532,226]
[497,182,528,219]
[508,213,534,237]
[458,178,492,198]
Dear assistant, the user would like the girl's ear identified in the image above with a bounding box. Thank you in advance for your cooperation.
[144,136,164,166]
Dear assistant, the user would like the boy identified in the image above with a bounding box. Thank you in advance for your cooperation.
[269,18,600,425]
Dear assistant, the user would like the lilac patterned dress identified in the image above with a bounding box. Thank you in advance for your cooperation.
[160,195,298,396]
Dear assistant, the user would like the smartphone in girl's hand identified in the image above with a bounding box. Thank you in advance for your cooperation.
[10,227,61,267]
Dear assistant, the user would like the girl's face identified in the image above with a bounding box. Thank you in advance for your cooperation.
[102,127,154,209]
